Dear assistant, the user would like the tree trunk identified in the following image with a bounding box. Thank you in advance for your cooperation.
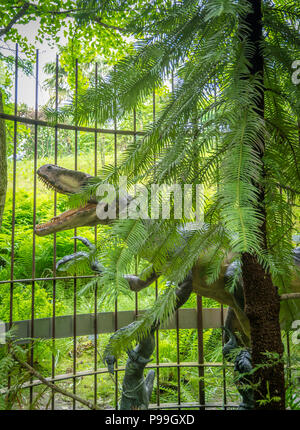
[242,252,285,409]
[240,0,285,409]
[0,90,7,230]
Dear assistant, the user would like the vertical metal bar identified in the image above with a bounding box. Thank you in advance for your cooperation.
[133,108,139,318]
[9,43,18,328]
[8,43,18,393]
[51,53,59,410]
[214,78,223,410]
[73,58,79,410]
[29,48,39,406]
[94,279,98,407]
[93,62,98,406]
[176,310,181,408]
[171,70,181,408]
[286,330,291,386]
[197,295,205,409]
[220,304,227,409]
[113,67,118,409]
[74,59,78,173]
[152,89,160,407]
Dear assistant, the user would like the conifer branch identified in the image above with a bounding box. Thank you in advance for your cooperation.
[0,3,30,38]
[11,351,101,410]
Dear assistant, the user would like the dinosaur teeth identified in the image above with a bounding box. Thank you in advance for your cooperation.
[35,203,98,236]
[37,175,60,193]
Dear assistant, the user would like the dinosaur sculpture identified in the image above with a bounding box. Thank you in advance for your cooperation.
[35,164,300,344]
[37,164,300,409]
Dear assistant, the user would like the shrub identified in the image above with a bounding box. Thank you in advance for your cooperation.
[0,282,65,322]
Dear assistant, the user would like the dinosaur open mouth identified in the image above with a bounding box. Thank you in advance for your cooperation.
[35,168,98,236]
[35,203,98,236]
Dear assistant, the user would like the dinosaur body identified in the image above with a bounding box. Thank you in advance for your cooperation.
[36,164,300,343]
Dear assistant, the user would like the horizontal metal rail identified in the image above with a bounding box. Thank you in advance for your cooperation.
[0,112,145,136]
[5,308,229,342]
[2,361,297,392]
[0,274,97,285]
[148,402,239,410]
[4,362,234,392]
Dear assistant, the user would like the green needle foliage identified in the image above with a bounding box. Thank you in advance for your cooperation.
[52,0,300,357]
[104,285,177,358]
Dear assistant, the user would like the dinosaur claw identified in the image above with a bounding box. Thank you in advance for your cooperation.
[71,236,95,250]
[56,251,89,271]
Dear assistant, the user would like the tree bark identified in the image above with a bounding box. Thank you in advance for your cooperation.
[240,0,285,409]
[242,252,285,409]
[0,90,7,230]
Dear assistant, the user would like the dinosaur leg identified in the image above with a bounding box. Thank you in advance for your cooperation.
[222,327,254,410]
[119,328,156,410]
[105,273,193,410]
[224,307,250,347]
[145,370,155,404]
[224,307,236,333]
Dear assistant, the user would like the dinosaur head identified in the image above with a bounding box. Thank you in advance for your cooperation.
[35,164,99,236]
[37,164,92,194]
